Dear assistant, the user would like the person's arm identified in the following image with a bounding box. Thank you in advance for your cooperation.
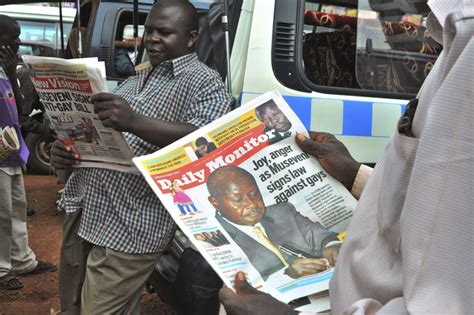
[49,140,79,183]
[290,203,340,267]
[295,132,372,199]
[219,272,296,315]
[350,164,372,199]
[0,46,23,115]
[92,77,231,148]
[295,132,359,191]
[114,48,135,76]
[92,92,197,147]
[17,67,50,135]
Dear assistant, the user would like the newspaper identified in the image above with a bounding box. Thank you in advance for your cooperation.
[133,91,357,303]
[22,55,135,172]
[0,126,20,163]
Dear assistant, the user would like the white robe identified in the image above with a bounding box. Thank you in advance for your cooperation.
[329,0,474,313]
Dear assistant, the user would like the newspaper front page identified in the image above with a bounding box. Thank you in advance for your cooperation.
[133,91,357,303]
[22,55,134,172]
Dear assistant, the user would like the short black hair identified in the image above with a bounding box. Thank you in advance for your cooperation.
[195,137,209,147]
[207,166,257,198]
[152,0,199,33]
[0,14,18,34]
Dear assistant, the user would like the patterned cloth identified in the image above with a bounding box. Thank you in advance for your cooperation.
[58,53,231,253]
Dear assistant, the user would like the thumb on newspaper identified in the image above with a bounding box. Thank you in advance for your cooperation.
[234,272,260,296]
[295,131,332,158]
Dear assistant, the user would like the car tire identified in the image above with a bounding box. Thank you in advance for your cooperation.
[25,132,52,175]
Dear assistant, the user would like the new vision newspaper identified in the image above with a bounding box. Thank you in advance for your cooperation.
[133,91,357,303]
[22,55,134,172]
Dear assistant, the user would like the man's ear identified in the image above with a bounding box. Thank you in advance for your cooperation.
[187,30,199,49]
[208,195,219,209]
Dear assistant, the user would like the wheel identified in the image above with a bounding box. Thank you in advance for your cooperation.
[25,132,53,175]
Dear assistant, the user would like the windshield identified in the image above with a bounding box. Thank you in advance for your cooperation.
[0,3,76,58]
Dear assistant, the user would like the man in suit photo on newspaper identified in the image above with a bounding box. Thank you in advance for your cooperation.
[206,165,340,281]
[255,101,292,145]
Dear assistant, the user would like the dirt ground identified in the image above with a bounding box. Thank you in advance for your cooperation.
[0,175,175,315]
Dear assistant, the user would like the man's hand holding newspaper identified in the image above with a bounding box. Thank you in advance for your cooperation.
[92,93,138,132]
[220,272,294,315]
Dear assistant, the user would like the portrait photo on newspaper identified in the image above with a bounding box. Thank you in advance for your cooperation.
[133,91,357,303]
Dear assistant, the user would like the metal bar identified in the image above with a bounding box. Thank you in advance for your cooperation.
[58,1,65,55]
[76,0,82,57]
[133,0,139,64]
[222,0,232,95]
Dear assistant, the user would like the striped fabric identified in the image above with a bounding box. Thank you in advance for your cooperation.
[58,53,231,253]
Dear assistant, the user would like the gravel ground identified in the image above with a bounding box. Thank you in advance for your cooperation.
[0,175,175,315]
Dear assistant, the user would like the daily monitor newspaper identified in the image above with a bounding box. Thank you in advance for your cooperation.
[133,91,357,303]
[22,55,134,172]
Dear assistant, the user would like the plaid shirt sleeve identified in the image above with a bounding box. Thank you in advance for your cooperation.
[184,74,232,128]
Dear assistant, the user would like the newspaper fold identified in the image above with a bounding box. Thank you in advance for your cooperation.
[22,55,135,172]
[133,91,357,303]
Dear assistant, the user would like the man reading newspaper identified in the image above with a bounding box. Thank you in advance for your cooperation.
[50,0,231,313]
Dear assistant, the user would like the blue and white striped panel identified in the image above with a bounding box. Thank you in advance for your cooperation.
[287,96,405,138]
[241,92,406,138]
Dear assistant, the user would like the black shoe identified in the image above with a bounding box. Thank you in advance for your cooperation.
[16,261,57,276]
[27,208,36,216]
[0,275,23,290]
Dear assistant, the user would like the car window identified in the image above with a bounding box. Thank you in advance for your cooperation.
[19,20,73,54]
[190,0,214,9]
[355,0,441,94]
[111,10,148,78]
[301,0,441,95]
[302,2,359,89]
[0,3,76,58]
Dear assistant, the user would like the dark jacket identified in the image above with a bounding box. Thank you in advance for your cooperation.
[216,202,338,280]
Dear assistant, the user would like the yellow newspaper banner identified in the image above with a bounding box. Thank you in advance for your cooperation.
[209,111,260,146]
[141,147,192,175]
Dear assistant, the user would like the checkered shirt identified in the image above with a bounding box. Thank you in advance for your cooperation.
[58,53,232,253]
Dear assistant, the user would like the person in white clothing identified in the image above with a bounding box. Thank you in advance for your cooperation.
[219,0,473,313]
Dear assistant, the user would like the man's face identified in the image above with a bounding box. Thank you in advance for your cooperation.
[210,174,266,226]
[258,105,292,133]
[196,143,208,156]
[0,21,21,55]
[143,6,197,67]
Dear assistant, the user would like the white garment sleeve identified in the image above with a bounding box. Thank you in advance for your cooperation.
[350,165,372,200]
[330,3,474,313]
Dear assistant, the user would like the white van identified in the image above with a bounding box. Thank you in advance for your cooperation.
[229,0,441,164]
[0,4,76,58]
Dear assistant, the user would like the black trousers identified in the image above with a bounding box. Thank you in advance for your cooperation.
[175,248,223,315]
